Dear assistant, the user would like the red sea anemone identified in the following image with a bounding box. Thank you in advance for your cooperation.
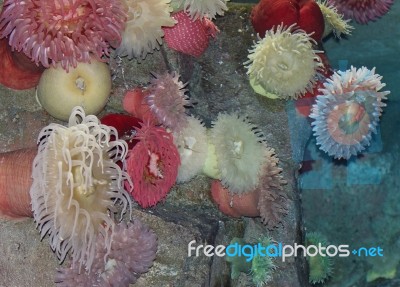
[328,0,394,24]
[55,219,157,287]
[251,0,325,42]
[100,114,142,150]
[0,148,36,219]
[0,39,44,90]
[126,122,180,208]
[0,0,127,71]
[163,11,219,57]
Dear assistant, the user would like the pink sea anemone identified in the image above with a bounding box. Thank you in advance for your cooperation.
[163,11,219,57]
[147,72,191,132]
[123,88,159,124]
[328,0,394,24]
[55,219,157,287]
[126,122,180,208]
[0,0,127,71]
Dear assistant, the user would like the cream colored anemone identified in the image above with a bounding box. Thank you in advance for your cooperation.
[173,116,208,183]
[30,107,132,271]
[318,0,353,38]
[116,0,176,59]
[245,24,322,100]
[178,0,229,20]
[210,113,267,193]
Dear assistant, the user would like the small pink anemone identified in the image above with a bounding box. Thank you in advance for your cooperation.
[126,122,180,208]
[147,72,191,132]
[0,0,127,71]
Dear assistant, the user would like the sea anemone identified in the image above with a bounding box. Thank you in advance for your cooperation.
[100,114,142,150]
[327,0,394,24]
[210,113,266,193]
[0,39,44,90]
[116,0,176,59]
[163,11,219,57]
[181,0,229,20]
[256,148,288,229]
[173,116,208,183]
[317,0,353,38]
[210,148,287,229]
[123,87,159,124]
[310,66,389,160]
[36,59,112,121]
[147,72,190,132]
[306,232,333,284]
[55,219,157,287]
[30,107,132,271]
[245,24,323,100]
[126,122,181,208]
[0,0,127,71]
[0,148,36,219]
[226,236,276,286]
[250,0,325,42]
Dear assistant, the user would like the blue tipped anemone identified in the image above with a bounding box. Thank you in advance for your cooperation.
[310,66,389,160]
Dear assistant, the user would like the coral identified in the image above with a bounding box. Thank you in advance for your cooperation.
[55,219,157,287]
[250,0,325,42]
[126,122,180,208]
[246,24,323,100]
[116,0,176,59]
[0,148,36,219]
[30,107,132,271]
[163,11,219,57]
[182,0,229,20]
[306,232,333,284]
[310,66,389,159]
[147,72,191,132]
[0,0,126,71]
[328,0,394,24]
[0,39,44,90]
[173,116,208,182]
[317,0,353,38]
[210,113,266,193]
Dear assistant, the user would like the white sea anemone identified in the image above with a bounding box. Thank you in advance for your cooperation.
[178,0,230,20]
[116,0,176,59]
[173,116,208,183]
[317,0,353,38]
[210,113,267,193]
[30,107,132,271]
[245,24,322,100]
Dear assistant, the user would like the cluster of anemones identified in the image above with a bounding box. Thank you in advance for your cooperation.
[205,113,288,229]
[246,0,356,102]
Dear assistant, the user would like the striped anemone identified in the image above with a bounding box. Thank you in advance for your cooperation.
[310,66,389,160]
[30,107,132,271]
